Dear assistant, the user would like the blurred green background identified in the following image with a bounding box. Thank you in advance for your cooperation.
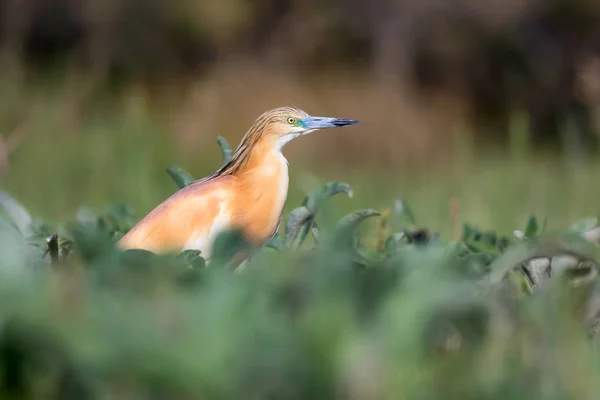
[1,2,600,399]
[1,0,600,236]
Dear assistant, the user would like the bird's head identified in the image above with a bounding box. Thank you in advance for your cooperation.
[249,106,359,151]
[218,106,359,175]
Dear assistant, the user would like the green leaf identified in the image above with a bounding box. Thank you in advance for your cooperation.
[394,199,416,230]
[303,182,353,214]
[311,222,320,243]
[282,182,353,249]
[166,167,195,189]
[480,231,497,247]
[105,203,136,234]
[176,249,207,269]
[217,136,233,164]
[0,206,24,237]
[210,228,251,267]
[0,217,33,278]
[70,219,119,266]
[0,189,31,235]
[462,223,475,241]
[570,217,598,233]
[486,233,597,288]
[336,209,380,232]
[263,235,285,251]
[384,232,405,255]
[284,207,313,248]
[334,209,381,248]
[524,216,538,238]
[119,248,157,267]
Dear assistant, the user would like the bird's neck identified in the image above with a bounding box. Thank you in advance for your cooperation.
[217,136,287,177]
[227,142,290,243]
[234,142,289,188]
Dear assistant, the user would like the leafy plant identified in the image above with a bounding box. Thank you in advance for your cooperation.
[166,167,195,189]
[216,136,233,164]
[0,138,599,399]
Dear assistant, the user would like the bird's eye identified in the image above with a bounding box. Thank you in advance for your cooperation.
[287,117,296,124]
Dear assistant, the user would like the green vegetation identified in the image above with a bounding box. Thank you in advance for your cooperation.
[1,0,599,397]
[0,134,600,399]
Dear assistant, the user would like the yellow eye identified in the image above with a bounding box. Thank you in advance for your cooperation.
[287,117,296,124]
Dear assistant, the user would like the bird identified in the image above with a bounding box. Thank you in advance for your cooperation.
[117,106,359,259]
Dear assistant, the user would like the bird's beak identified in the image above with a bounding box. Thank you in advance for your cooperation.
[302,116,359,130]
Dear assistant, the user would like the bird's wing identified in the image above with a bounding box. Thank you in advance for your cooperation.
[117,175,236,256]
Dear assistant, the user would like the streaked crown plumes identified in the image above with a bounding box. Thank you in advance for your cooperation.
[216,106,311,176]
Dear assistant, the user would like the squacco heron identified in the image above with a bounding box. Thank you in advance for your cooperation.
[117,106,358,258]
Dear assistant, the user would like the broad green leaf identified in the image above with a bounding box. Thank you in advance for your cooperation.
[217,136,233,164]
[119,248,157,267]
[105,203,136,234]
[284,206,313,248]
[166,167,195,189]
[210,228,251,267]
[70,219,120,266]
[335,209,381,240]
[263,235,285,251]
[303,182,353,213]
[337,209,380,230]
[487,233,599,287]
[464,230,502,255]
[176,249,207,269]
[283,182,354,249]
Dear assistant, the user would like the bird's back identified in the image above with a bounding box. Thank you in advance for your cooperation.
[117,174,237,257]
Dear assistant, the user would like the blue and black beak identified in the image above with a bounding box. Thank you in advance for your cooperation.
[302,116,359,130]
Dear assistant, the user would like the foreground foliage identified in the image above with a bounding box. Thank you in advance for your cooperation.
[0,139,600,399]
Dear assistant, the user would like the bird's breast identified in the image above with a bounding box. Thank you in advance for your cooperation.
[233,154,289,244]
